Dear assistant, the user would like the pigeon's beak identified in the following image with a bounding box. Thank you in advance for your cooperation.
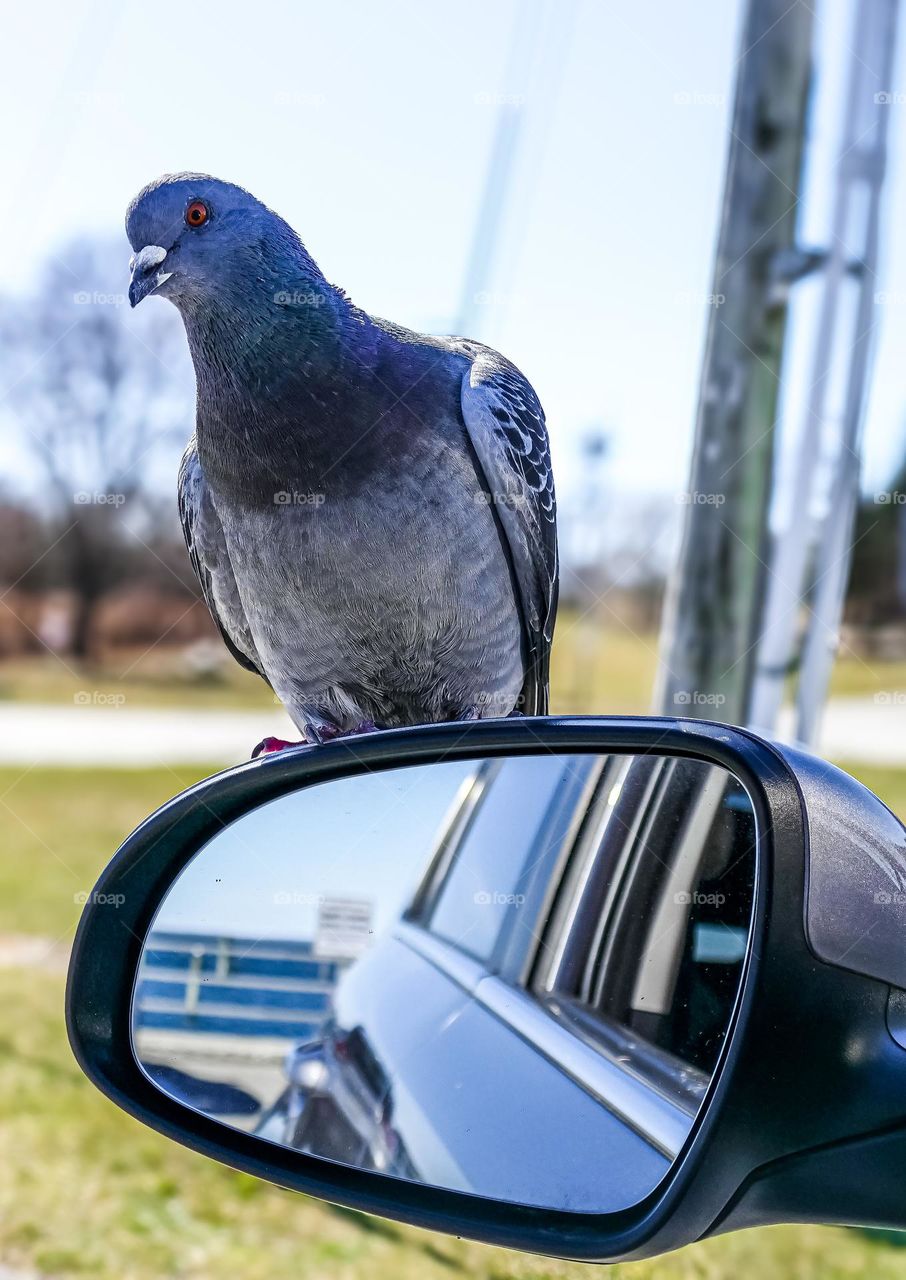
[128,245,172,307]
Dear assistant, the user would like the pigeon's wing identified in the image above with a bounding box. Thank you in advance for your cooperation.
[458,344,559,715]
[178,439,267,680]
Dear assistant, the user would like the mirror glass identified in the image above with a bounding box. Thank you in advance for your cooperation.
[132,751,756,1213]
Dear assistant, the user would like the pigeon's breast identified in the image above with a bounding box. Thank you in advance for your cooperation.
[216,436,524,726]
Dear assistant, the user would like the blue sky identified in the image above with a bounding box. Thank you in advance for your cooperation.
[153,761,476,942]
[1,0,904,503]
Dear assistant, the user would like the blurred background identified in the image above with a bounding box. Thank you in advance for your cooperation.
[2,0,906,1276]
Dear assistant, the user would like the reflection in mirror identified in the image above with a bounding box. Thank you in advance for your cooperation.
[133,752,756,1213]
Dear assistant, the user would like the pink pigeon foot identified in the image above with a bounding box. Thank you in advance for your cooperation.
[251,736,304,758]
[252,721,381,757]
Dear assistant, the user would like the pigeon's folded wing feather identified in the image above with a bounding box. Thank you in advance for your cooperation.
[178,440,267,680]
[459,345,559,715]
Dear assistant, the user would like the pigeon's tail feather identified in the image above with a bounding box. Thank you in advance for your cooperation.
[458,344,558,721]
[519,644,550,716]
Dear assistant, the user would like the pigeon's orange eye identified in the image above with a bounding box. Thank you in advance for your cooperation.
[185,200,209,228]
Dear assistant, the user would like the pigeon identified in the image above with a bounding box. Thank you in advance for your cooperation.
[126,174,558,750]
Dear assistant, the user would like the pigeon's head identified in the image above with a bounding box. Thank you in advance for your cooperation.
[126,173,305,310]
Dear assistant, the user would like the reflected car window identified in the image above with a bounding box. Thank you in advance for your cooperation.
[626,770,756,1072]
[537,759,756,1077]
[427,755,572,964]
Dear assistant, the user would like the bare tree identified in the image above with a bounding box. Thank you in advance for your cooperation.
[0,237,193,658]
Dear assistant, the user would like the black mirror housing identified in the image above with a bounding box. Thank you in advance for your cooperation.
[66,716,906,1262]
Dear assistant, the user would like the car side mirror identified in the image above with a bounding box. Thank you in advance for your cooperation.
[66,717,906,1262]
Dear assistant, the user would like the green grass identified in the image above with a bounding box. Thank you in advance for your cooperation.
[828,653,906,700]
[551,613,906,711]
[834,762,906,821]
[0,654,276,711]
[551,615,660,713]
[0,764,214,937]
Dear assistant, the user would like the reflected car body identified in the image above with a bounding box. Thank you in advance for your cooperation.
[142,1061,260,1117]
[257,1029,418,1180]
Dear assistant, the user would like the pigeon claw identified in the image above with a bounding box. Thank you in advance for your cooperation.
[345,720,380,737]
[314,720,380,742]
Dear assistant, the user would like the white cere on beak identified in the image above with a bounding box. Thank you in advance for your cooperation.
[133,245,168,273]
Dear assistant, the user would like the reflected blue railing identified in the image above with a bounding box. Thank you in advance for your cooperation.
[135,932,352,1039]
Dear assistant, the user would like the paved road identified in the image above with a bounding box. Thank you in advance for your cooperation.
[0,933,70,973]
[776,698,906,766]
[0,703,297,767]
[0,698,902,766]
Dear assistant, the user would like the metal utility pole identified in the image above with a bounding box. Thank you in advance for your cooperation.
[655,0,814,722]
[754,0,900,744]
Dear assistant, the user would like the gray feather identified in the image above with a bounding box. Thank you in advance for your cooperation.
[457,342,558,715]
[178,439,266,680]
